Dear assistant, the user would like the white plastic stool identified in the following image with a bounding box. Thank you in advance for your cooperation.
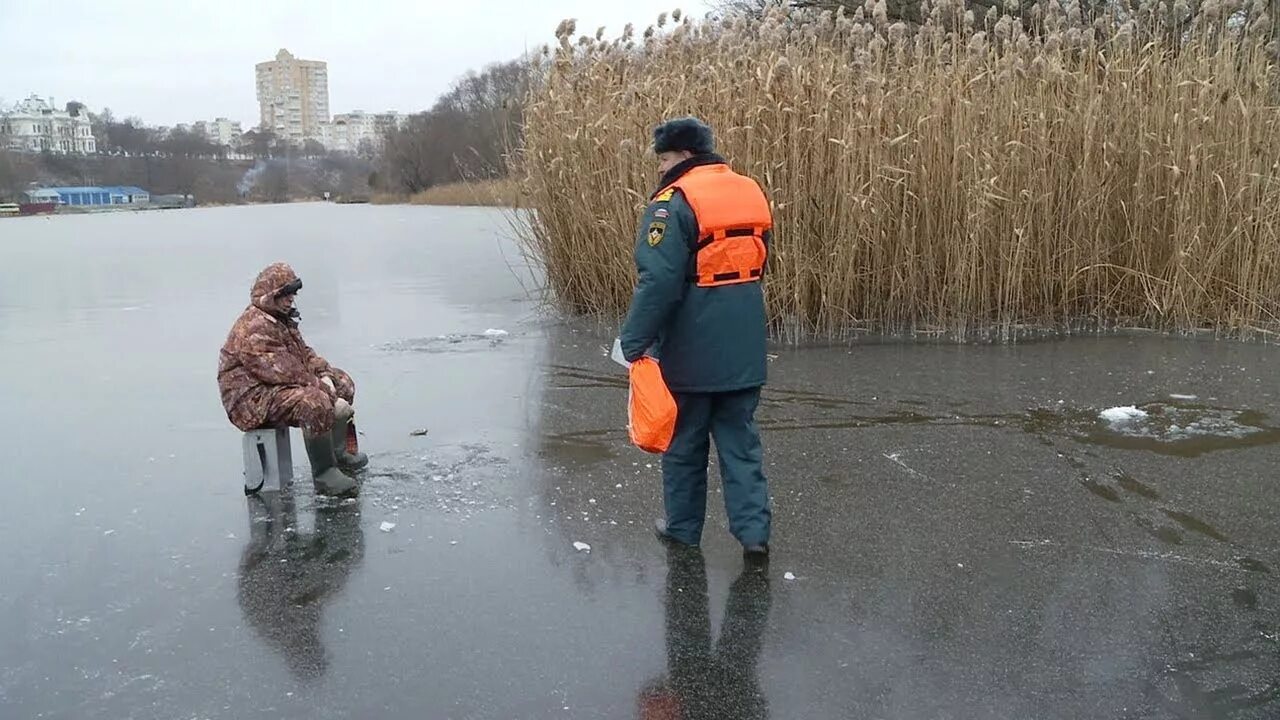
[242,427,294,494]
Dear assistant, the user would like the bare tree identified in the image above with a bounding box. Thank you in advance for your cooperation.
[239,129,277,159]
[710,0,773,15]
[380,113,443,192]
[259,162,290,203]
[162,127,219,159]
[89,111,152,157]
[271,137,299,160]
[0,150,17,200]
[377,57,534,193]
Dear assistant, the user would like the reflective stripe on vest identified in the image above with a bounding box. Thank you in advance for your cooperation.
[659,164,771,288]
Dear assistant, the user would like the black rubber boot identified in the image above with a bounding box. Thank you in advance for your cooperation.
[743,543,770,570]
[304,430,358,498]
[653,519,697,547]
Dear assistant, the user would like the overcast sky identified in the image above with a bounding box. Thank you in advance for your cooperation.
[3,0,706,127]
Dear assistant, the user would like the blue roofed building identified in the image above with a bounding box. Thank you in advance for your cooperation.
[49,186,110,206]
[103,186,150,204]
[43,186,151,206]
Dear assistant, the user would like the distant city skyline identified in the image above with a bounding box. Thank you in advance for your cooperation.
[3,0,706,128]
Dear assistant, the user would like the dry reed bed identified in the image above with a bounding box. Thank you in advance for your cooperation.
[372,178,522,207]
[516,3,1280,340]
[407,178,522,206]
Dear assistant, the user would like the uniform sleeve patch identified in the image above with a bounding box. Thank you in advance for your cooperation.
[653,188,675,203]
[647,221,666,247]
[653,208,669,219]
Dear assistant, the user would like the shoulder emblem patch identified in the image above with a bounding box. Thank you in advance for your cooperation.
[653,207,669,219]
[647,221,666,247]
[653,188,675,203]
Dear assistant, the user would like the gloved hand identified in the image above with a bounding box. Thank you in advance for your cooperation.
[334,397,354,422]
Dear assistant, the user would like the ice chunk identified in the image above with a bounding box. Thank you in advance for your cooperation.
[573,541,591,552]
[483,328,509,337]
[1100,406,1147,425]
[784,572,797,581]
[1169,394,1198,401]
[379,522,397,533]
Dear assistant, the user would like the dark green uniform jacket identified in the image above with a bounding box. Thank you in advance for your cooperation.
[619,154,770,394]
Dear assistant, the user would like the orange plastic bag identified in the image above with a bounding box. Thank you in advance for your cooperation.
[628,357,677,454]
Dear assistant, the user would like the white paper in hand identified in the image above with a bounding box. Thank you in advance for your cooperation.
[610,337,631,369]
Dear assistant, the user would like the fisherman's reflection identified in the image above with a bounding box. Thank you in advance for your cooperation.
[639,549,771,720]
[237,493,365,682]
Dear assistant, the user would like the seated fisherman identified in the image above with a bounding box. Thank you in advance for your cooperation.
[218,262,366,497]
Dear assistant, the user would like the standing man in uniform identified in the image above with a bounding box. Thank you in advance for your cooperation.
[619,117,773,561]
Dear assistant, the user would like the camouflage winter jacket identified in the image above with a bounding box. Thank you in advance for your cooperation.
[217,263,338,430]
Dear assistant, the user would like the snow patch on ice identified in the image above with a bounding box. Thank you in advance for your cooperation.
[1100,406,1148,425]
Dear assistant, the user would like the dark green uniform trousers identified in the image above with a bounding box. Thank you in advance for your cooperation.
[661,388,771,546]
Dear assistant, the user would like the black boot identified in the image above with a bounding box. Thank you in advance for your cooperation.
[304,430,358,498]
[653,519,697,547]
[743,543,770,570]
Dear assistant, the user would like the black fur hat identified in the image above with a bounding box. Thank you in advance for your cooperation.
[652,116,715,155]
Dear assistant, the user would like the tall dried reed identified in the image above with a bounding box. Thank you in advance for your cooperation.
[516,4,1280,340]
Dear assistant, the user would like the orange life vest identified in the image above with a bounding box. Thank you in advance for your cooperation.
[657,163,771,288]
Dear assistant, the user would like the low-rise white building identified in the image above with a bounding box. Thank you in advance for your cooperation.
[319,110,405,154]
[195,117,243,148]
[319,111,375,154]
[0,95,96,154]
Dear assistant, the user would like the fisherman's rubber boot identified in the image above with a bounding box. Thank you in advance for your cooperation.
[331,417,368,471]
[743,543,770,571]
[304,430,358,498]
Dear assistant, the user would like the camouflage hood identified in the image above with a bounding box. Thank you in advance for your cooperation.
[250,262,301,319]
